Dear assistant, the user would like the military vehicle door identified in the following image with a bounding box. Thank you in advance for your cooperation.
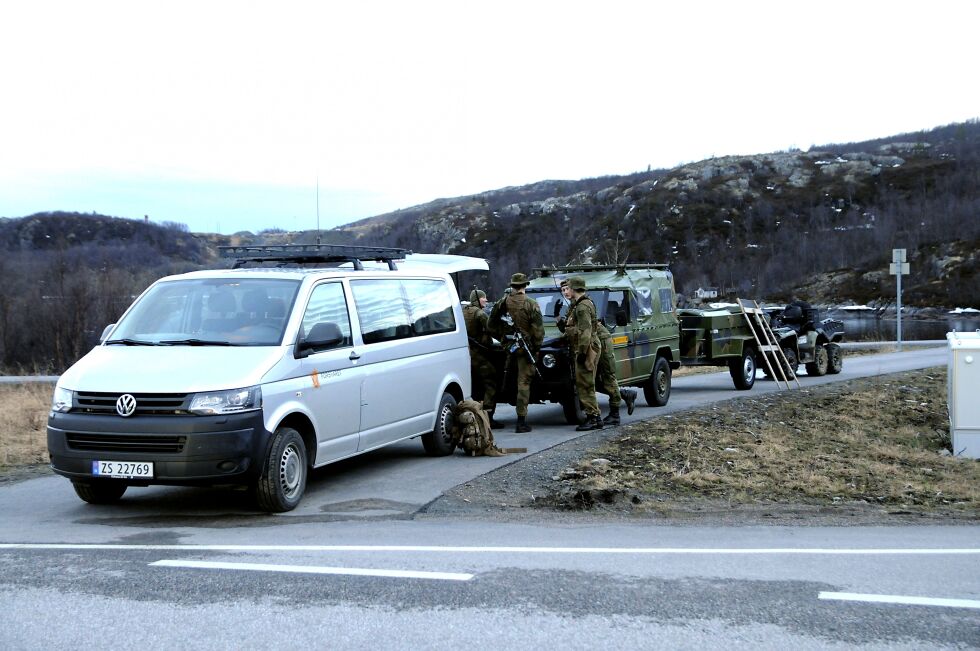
[592,289,650,383]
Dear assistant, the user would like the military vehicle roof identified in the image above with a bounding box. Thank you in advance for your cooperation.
[528,264,672,292]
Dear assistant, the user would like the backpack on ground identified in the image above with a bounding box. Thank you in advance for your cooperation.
[452,400,527,457]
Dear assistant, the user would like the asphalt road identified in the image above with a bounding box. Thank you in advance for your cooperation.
[3,346,977,649]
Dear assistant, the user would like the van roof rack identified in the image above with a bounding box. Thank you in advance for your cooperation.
[534,263,669,276]
[220,244,414,270]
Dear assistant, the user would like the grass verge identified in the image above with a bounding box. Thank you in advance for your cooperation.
[0,383,50,469]
[545,368,979,515]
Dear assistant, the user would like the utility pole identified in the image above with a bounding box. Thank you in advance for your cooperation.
[889,248,910,351]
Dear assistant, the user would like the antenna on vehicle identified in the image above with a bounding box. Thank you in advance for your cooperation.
[315,175,321,245]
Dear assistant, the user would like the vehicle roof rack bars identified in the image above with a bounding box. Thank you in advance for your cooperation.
[220,244,414,270]
[534,263,669,276]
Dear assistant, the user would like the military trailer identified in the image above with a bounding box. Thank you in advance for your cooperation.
[491,264,680,424]
[676,305,761,390]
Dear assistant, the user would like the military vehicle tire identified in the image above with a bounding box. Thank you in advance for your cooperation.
[254,426,308,512]
[826,343,843,374]
[72,480,127,504]
[643,357,671,407]
[781,347,799,379]
[729,347,757,390]
[561,393,586,425]
[805,345,829,376]
[422,392,458,456]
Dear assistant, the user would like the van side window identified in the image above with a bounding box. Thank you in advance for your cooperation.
[404,279,456,335]
[659,288,674,313]
[351,279,413,344]
[350,278,457,344]
[301,282,352,349]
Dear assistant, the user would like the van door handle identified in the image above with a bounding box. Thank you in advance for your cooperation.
[349,351,361,361]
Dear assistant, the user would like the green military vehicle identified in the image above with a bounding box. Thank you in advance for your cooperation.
[489,265,822,424]
[492,264,681,424]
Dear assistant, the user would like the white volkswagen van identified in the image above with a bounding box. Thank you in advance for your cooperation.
[47,245,485,512]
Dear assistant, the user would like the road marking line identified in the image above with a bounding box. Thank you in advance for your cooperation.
[2,543,979,555]
[150,559,473,581]
[819,591,980,609]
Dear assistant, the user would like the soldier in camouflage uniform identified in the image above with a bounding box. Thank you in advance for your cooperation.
[488,272,544,433]
[563,276,604,431]
[558,280,636,426]
[462,289,503,429]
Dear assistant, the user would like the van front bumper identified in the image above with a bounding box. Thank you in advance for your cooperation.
[47,410,271,485]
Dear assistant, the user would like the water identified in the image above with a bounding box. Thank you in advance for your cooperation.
[834,315,980,341]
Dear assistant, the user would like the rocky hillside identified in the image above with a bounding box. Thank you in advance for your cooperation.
[325,120,980,307]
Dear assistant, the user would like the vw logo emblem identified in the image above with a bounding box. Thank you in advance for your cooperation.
[116,394,137,417]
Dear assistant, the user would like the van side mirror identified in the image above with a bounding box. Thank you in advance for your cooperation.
[100,324,116,343]
[295,322,344,358]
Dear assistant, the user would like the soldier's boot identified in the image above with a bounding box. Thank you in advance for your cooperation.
[515,415,532,433]
[487,409,504,430]
[620,389,637,416]
[602,405,621,426]
[575,414,604,432]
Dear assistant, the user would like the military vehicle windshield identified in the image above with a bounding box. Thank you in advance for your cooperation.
[526,289,566,325]
[527,286,651,329]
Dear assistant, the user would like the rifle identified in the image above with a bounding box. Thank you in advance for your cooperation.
[509,330,542,378]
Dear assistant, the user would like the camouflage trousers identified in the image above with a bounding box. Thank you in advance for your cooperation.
[469,350,497,411]
[506,352,537,416]
[596,335,621,407]
[574,358,600,417]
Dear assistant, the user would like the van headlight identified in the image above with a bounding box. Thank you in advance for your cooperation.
[542,353,557,369]
[51,386,73,413]
[188,386,262,415]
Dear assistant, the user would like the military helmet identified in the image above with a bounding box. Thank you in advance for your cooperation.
[567,276,587,290]
[509,272,530,287]
[468,289,486,303]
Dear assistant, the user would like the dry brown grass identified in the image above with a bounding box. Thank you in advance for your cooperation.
[0,383,52,468]
[555,368,980,513]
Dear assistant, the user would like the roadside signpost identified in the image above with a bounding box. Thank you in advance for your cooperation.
[890,248,910,351]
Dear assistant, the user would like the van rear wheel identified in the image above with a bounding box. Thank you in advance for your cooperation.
[72,480,127,504]
[254,426,307,513]
[422,392,457,456]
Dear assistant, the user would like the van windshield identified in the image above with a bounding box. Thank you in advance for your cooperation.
[107,278,300,346]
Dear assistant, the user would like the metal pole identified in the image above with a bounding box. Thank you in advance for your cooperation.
[896,271,903,352]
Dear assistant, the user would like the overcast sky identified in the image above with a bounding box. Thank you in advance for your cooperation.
[2,1,977,234]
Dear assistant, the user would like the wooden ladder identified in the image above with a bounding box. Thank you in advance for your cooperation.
[737,298,801,390]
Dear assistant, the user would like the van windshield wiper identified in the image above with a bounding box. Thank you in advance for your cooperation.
[104,338,161,346]
[159,338,238,346]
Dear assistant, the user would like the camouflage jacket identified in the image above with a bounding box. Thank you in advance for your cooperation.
[488,292,544,349]
[463,304,493,350]
[566,294,600,356]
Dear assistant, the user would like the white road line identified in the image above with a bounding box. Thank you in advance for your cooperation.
[2,543,979,554]
[150,559,473,581]
[819,591,980,609]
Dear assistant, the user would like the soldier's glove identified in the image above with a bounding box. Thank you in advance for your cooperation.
[576,353,586,365]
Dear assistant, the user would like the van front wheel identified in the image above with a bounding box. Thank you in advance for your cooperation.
[422,393,457,456]
[254,427,307,513]
[72,480,127,504]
